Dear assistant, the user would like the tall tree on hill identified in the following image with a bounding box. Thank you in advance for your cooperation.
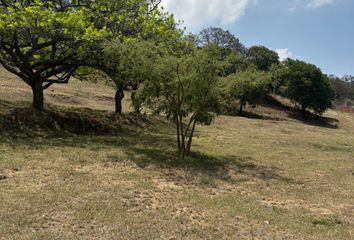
[279,59,335,115]
[198,27,247,55]
[248,45,280,71]
[198,27,249,76]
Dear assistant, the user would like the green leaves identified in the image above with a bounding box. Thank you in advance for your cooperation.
[248,46,280,71]
[220,70,271,114]
[277,59,335,114]
[102,39,160,87]
[0,1,107,63]
[135,44,222,124]
[198,27,247,55]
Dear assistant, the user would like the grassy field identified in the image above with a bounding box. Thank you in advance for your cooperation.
[0,68,353,239]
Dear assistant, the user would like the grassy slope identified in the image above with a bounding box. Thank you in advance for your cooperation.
[0,67,353,240]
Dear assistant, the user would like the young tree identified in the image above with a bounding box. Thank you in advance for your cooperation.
[134,45,222,159]
[280,59,335,115]
[198,27,247,55]
[220,70,270,115]
[0,1,106,110]
[248,45,280,71]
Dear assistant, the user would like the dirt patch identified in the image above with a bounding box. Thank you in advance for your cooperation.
[172,204,210,226]
[0,168,21,180]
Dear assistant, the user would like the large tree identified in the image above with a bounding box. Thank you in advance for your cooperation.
[279,59,335,114]
[0,0,108,110]
[198,27,247,55]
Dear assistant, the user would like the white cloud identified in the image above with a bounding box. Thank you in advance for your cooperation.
[289,0,335,11]
[160,0,257,29]
[275,48,293,61]
[307,0,334,8]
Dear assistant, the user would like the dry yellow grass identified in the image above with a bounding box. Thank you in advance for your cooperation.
[0,67,353,239]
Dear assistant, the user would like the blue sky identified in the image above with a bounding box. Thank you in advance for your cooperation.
[161,0,354,77]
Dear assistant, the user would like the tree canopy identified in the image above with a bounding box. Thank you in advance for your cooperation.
[220,70,270,115]
[278,59,334,114]
[248,45,280,71]
[198,27,247,55]
[0,0,108,110]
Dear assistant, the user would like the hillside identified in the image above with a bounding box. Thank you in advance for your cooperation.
[0,67,354,240]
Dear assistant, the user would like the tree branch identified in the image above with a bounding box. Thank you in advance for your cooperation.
[42,67,77,90]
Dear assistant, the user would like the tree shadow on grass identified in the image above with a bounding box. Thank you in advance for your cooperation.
[0,102,300,186]
[123,144,301,186]
[229,96,339,129]
[238,111,284,121]
[263,95,339,129]
[239,110,339,129]
[287,112,339,129]
[1,126,301,187]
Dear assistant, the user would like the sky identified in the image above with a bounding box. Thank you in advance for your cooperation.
[160,0,354,77]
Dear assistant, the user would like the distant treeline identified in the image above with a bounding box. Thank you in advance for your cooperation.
[328,75,354,105]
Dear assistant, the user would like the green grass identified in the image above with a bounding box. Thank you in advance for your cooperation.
[0,67,354,239]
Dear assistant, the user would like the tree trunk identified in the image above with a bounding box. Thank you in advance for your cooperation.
[239,98,245,115]
[131,91,141,114]
[186,119,197,155]
[31,80,44,111]
[179,115,186,160]
[115,86,125,114]
[238,96,246,115]
[176,118,181,156]
[301,105,307,117]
